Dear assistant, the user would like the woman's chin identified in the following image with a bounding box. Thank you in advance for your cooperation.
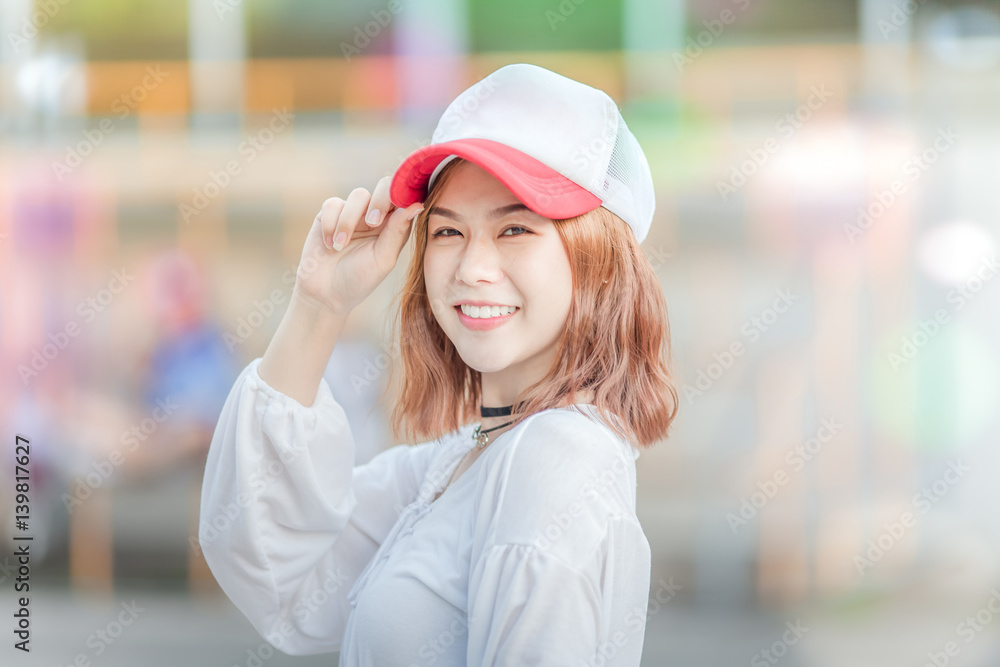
[456,351,512,375]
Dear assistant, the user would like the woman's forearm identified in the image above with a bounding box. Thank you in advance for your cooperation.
[258,285,348,407]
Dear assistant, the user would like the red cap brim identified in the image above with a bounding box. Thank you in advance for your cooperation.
[389,138,602,220]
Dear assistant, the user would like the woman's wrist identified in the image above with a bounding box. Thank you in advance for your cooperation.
[289,283,349,324]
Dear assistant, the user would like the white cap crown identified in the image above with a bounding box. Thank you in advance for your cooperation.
[429,64,655,243]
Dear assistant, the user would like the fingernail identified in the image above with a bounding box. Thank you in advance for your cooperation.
[408,206,424,221]
[366,209,381,226]
[324,234,333,249]
[332,231,347,251]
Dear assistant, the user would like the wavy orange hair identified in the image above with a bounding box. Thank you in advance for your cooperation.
[382,158,678,448]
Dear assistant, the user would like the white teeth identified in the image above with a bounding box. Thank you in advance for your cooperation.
[460,304,517,319]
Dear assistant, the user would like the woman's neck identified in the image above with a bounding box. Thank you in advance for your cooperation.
[479,388,596,424]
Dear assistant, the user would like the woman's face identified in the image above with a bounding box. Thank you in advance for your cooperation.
[423,161,574,399]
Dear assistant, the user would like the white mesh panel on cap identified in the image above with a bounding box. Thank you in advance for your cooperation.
[600,114,655,243]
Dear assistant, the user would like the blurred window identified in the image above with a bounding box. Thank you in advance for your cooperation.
[248,0,391,58]
[685,0,857,41]
[469,0,623,51]
[42,0,187,60]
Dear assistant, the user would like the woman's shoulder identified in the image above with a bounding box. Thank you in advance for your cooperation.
[481,405,640,520]
[502,404,639,473]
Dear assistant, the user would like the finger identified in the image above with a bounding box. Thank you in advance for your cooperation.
[319,198,345,250]
[365,176,394,227]
[373,202,424,269]
[333,188,373,251]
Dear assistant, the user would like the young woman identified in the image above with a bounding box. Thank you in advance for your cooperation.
[199,63,678,666]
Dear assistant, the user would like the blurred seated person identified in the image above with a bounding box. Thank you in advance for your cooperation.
[133,248,240,476]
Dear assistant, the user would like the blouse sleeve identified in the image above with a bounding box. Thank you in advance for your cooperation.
[465,410,652,666]
[198,357,436,655]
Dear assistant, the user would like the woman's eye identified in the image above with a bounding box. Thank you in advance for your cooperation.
[431,226,531,238]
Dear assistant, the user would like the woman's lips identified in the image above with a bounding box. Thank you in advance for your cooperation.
[455,306,519,331]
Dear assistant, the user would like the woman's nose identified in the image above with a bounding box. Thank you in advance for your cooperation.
[455,238,504,284]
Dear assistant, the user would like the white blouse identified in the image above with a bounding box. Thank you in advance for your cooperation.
[199,357,652,666]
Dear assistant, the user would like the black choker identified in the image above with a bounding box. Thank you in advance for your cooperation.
[480,404,514,418]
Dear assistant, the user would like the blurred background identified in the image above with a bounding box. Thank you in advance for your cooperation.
[1,0,999,665]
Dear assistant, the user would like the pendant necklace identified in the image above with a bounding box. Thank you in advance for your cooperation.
[472,404,517,449]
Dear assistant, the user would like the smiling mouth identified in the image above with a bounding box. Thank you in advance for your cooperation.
[456,304,519,319]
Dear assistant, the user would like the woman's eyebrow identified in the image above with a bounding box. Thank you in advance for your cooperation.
[427,203,535,221]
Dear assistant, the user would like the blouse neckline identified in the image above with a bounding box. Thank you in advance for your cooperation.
[426,403,627,508]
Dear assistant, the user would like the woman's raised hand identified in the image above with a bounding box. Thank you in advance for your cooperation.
[294,175,424,316]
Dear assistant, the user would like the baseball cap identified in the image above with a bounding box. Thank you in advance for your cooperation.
[388,63,656,244]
